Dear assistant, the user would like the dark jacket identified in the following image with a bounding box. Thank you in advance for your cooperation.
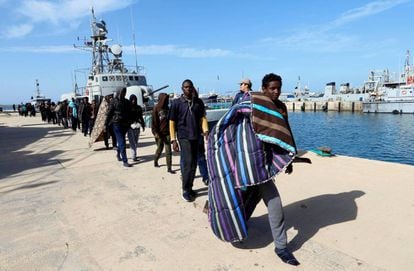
[105,97,132,127]
[79,102,92,121]
[130,103,145,129]
[232,91,250,106]
[152,93,169,136]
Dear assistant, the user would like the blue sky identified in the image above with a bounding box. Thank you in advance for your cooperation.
[1,0,414,104]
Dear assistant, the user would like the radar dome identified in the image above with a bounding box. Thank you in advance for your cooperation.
[110,44,122,57]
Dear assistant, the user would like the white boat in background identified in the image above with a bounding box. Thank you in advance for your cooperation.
[199,91,218,103]
[200,91,230,124]
[72,8,164,110]
[363,50,414,114]
[30,79,51,111]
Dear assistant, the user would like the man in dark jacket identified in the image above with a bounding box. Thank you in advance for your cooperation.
[105,87,132,167]
[152,93,175,174]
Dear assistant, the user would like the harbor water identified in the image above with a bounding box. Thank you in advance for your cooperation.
[289,112,414,165]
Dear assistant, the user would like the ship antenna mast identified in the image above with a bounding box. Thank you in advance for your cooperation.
[91,7,97,72]
[405,50,411,70]
[130,7,139,72]
[36,79,40,98]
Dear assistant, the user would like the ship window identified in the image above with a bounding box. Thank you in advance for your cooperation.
[109,76,115,81]
[102,76,108,81]
[116,76,122,81]
[123,76,128,82]
[129,76,134,81]
[95,77,98,82]
[134,76,139,81]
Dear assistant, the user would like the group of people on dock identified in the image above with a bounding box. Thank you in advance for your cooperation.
[19,98,100,136]
[150,74,300,266]
[22,73,302,266]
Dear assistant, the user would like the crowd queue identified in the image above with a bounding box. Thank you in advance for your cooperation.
[21,74,302,266]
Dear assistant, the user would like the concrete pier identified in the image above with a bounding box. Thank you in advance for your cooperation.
[286,101,363,112]
[1,112,413,270]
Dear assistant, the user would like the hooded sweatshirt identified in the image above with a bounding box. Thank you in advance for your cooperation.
[152,93,169,136]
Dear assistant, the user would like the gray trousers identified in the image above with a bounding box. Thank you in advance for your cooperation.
[244,180,287,249]
[127,128,140,159]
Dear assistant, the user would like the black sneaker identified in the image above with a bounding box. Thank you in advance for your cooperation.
[116,155,122,161]
[189,190,197,198]
[275,248,300,266]
[182,191,194,202]
[123,162,132,167]
[154,161,160,168]
[167,169,176,174]
[133,157,140,162]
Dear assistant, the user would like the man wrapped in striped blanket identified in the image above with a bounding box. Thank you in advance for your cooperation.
[207,73,300,266]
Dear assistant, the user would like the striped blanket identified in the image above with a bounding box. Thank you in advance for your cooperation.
[207,92,296,242]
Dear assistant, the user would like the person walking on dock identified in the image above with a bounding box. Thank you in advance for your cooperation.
[89,99,98,135]
[152,93,175,174]
[169,79,208,202]
[102,95,117,149]
[79,97,92,136]
[207,73,300,266]
[59,100,68,128]
[127,94,145,162]
[105,87,133,167]
[67,98,78,131]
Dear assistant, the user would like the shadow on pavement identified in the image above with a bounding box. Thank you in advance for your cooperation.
[1,180,59,194]
[0,125,70,180]
[233,190,365,251]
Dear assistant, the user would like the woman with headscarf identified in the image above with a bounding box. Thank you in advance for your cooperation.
[127,94,145,161]
[152,93,175,174]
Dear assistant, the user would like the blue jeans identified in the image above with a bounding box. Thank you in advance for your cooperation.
[113,124,128,163]
[197,137,209,181]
